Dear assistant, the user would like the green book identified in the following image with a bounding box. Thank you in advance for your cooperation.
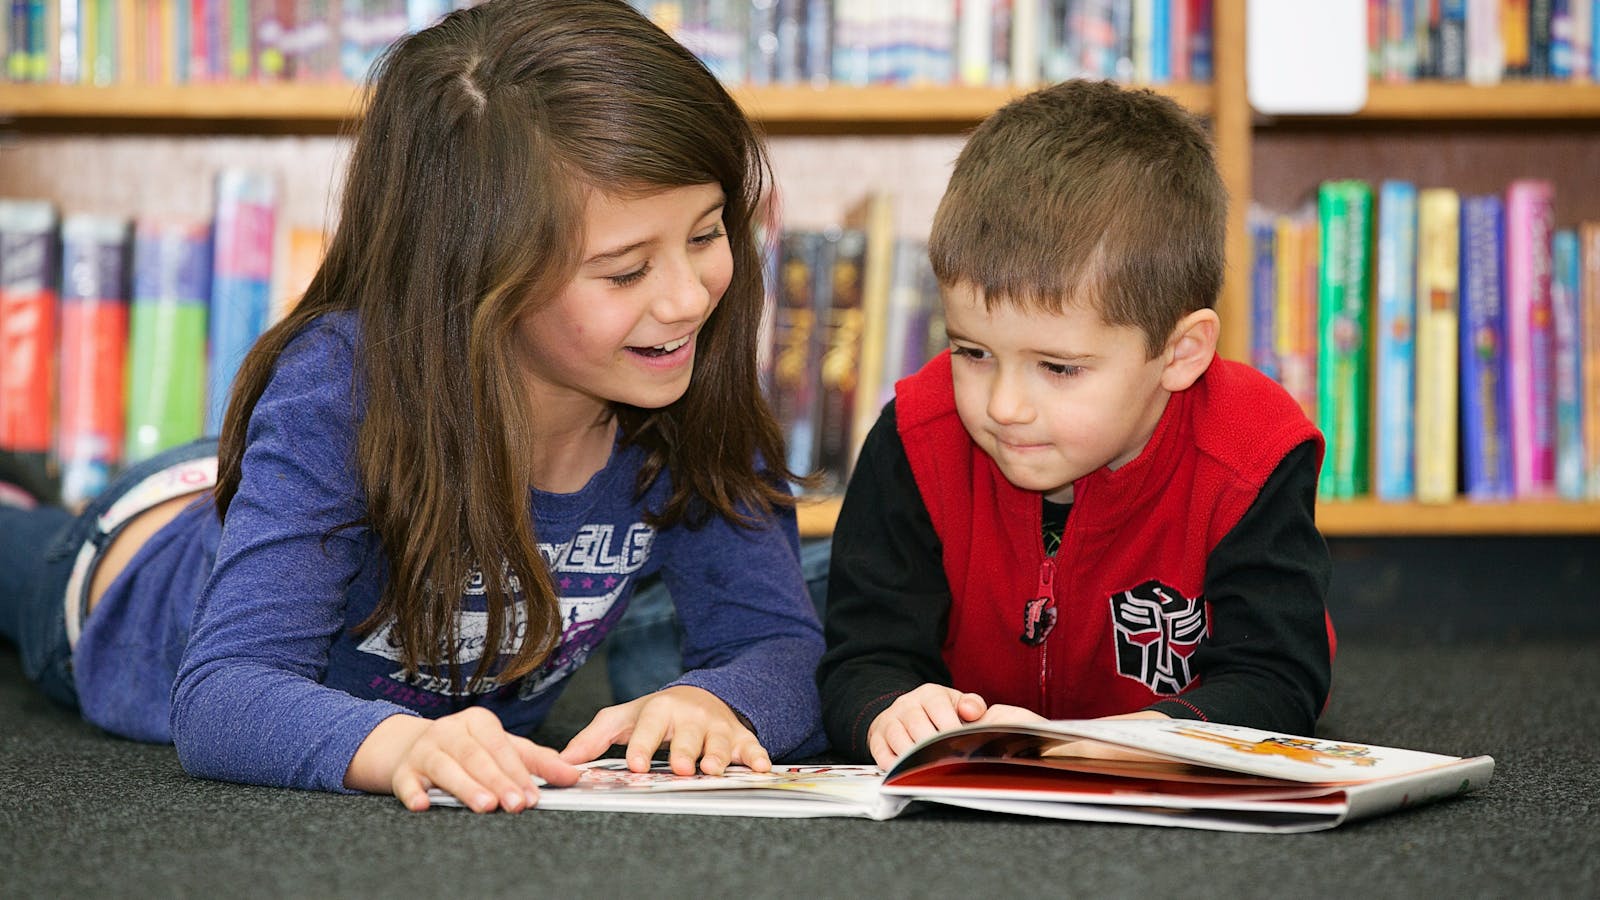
[1316,180,1374,500]
[125,221,211,464]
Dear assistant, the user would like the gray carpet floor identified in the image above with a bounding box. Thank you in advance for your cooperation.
[3,635,1597,898]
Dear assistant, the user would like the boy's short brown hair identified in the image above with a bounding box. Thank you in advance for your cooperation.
[929,79,1226,357]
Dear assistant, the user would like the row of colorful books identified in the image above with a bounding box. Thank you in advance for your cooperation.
[764,193,944,493]
[2,0,1215,88]
[2,0,472,85]
[1370,0,1600,84]
[1249,178,1600,505]
[0,178,322,506]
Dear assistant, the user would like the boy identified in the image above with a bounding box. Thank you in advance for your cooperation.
[818,79,1334,768]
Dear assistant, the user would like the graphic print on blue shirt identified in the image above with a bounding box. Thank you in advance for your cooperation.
[353,521,657,700]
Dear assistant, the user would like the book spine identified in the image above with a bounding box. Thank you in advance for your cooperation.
[1503,178,1555,498]
[1414,188,1460,505]
[1550,227,1584,500]
[1437,0,1468,78]
[1583,221,1600,500]
[1465,0,1503,84]
[849,192,895,463]
[126,220,210,464]
[207,169,278,435]
[1273,212,1317,421]
[1459,195,1513,500]
[1550,0,1573,78]
[1316,180,1373,500]
[57,214,131,506]
[1375,180,1417,501]
[770,230,825,480]
[813,228,866,492]
[1248,212,1278,381]
[0,200,59,470]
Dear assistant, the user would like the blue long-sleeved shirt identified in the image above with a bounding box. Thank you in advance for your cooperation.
[74,311,825,792]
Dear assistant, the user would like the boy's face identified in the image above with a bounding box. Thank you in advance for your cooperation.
[943,281,1172,504]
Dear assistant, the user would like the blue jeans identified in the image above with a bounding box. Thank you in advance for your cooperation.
[0,439,219,709]
[604,537,832,703]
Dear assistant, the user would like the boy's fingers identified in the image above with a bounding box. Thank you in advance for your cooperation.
[955,692,988,721]
[925,694,965,732]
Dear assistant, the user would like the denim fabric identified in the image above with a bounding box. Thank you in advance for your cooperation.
[0,439,218,709]
[605,537,832,703]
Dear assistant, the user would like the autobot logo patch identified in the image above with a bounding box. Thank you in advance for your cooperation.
[1109,579,1207,694]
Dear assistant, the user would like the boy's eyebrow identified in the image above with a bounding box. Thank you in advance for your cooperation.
[582,199,727,266]
[945,327,1096,362]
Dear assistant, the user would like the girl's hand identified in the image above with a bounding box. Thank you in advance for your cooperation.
[347,708,582,813]
[867,683,1006,769]
[558,685,770,776]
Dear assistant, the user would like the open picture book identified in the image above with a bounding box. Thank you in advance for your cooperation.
[427,719,1494,833]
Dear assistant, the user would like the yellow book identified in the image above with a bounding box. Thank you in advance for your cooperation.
[845,191,895,470]
[1414,189,1460,504]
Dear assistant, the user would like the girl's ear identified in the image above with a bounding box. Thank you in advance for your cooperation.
[1159,308,1220,392]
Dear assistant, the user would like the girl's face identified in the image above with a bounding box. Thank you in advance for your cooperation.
[514,182,733,421]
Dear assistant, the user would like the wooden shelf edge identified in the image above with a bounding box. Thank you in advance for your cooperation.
[1256,82,1600,121]
[797,495,1600,538]
[0,81,1213,125]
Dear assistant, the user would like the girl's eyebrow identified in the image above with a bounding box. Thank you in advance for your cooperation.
[582,199,727,266]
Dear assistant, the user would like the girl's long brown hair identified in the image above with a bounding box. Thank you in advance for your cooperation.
[214,0,796,688]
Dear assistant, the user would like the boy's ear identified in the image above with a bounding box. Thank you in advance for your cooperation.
[1159,309,1220,392]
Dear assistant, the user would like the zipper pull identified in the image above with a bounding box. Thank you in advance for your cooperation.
[1020,557,1057,646]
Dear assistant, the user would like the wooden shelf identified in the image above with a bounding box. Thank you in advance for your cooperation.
[795,495,1600,538]
[0,81,1213,126]
[1255,82,1600,121]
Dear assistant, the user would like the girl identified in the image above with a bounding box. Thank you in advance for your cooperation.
[0,0,825,813]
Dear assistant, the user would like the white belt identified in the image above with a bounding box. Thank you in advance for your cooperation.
[63,456,219,647]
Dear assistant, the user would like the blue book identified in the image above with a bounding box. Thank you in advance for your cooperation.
[1375,180,1417,501]
[207,170,278,434]
[1248,213,1278,381]
[1550,228,1585,500]
[1458,195,1513,501]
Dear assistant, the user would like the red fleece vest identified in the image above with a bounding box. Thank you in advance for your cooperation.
[896,351,1326,718]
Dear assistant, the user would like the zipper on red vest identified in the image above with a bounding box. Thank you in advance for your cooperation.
[1019,556,1058,711]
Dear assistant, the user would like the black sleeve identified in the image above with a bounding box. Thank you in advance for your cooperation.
[816,400,954,761]
[1146,440,1333,733]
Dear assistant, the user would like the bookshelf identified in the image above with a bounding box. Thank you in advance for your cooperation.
[1,0,1597,537]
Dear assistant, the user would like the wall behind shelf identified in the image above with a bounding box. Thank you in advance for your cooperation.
[0,132,968,237]
[1252,122,1600,219]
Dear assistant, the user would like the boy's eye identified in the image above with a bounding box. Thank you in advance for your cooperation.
[606,264,650,287]
[1041,362,1083,378]
[950,345,989,362]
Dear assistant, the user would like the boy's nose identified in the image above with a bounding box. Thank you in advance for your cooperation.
[986,374,1034,425]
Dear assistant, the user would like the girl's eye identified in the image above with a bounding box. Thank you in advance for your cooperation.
[606,264,650,287]
[691,225,726,246]
[1041,362,1083,378]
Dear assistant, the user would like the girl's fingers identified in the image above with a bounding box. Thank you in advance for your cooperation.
[518,739,583,789]
[559,704,635,764]
[391,769,433,812]
[624,703,671,772]
[694,728,732,775]
[730,733,770,772]
[423,752,498,814]
[668,720,710,775]
[462,719,535,812]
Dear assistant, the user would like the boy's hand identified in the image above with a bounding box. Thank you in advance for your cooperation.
[867,684,1001,769]
[348,708,582,813]
[558,685,770,776]
[1041,709,1172,762]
